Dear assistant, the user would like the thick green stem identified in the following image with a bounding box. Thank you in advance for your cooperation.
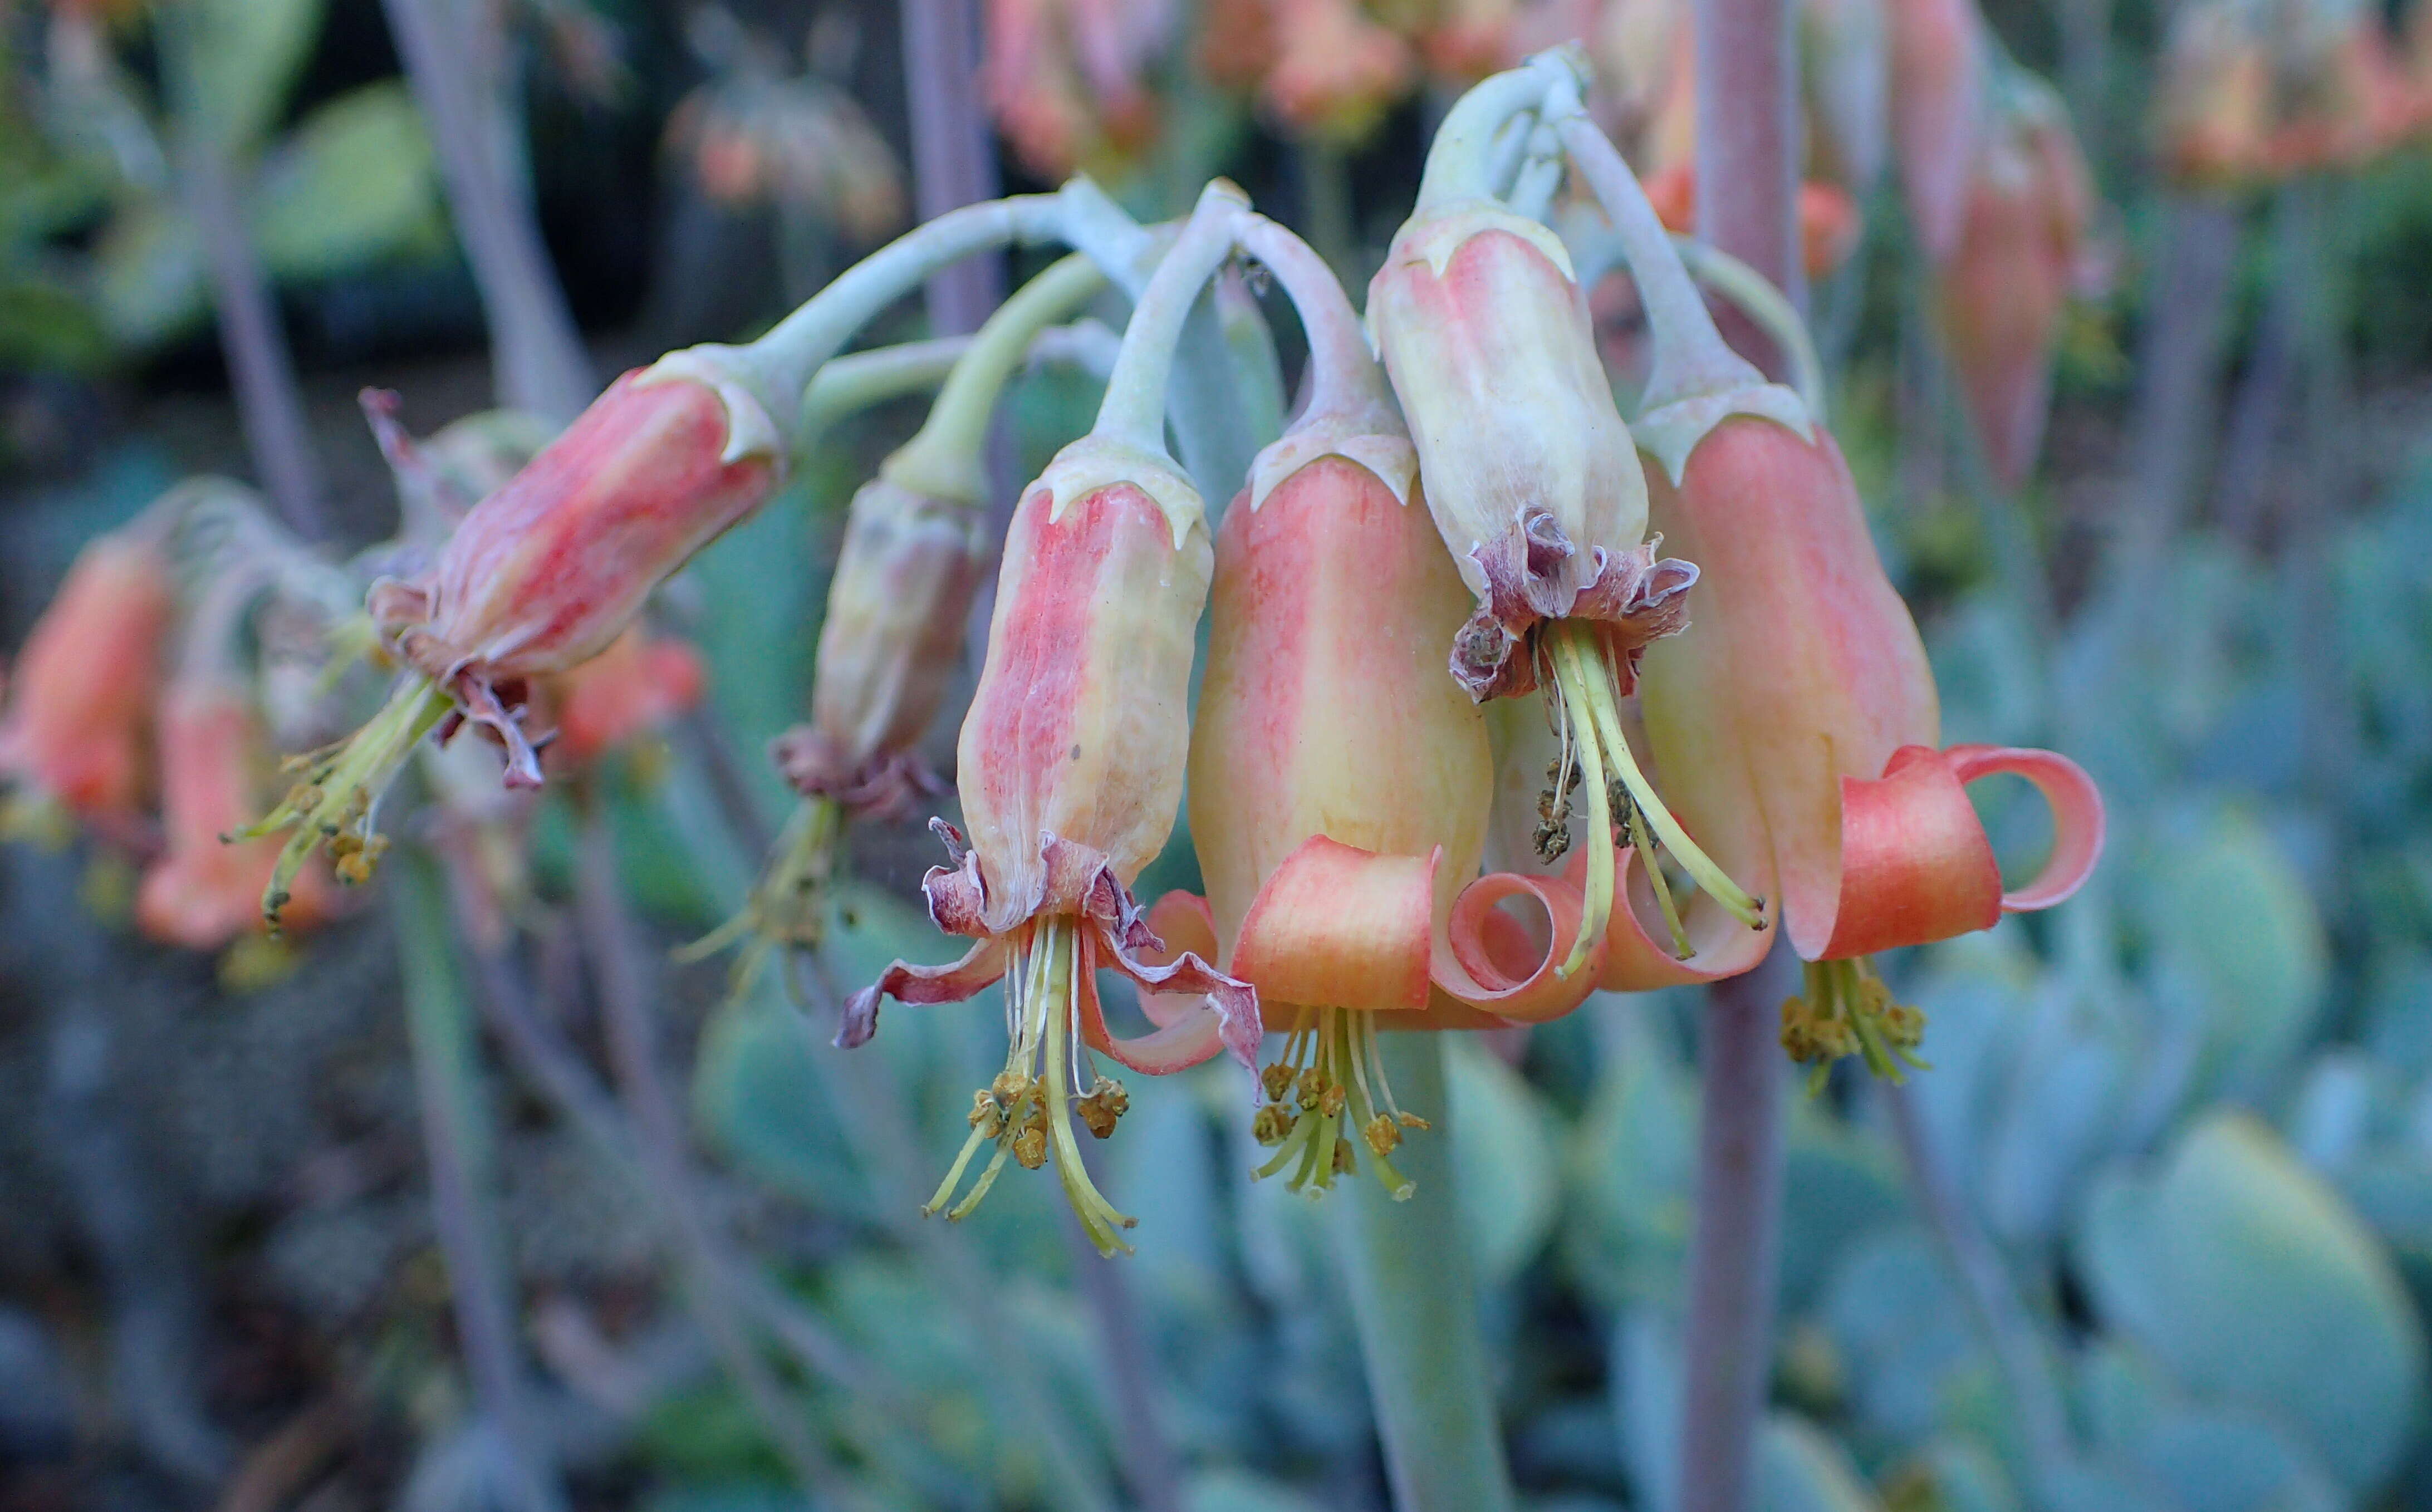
[1551,112,1766,413]
[1093,183,1251,454]
[886,253,1110,504]
[1333,1034,1517,1512]
[715,192,1072,421]
[1415,52,1582,211]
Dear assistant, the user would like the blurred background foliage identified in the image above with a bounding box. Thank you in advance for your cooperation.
[4,1,2432,1511]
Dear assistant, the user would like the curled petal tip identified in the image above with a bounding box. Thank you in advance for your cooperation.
[835,988,882,1049]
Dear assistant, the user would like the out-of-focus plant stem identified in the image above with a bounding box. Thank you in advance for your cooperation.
[570,804,851,1508]
[390,850,566,1512]
[1058,1146,1186,1512]
[1678,950,1792,1512]
[900,0,1004,338]
[171,127,326,539]
[665,715,1120,1512]
[381,0,594,422]
[1333,1033,1517,1512]
[1881,1082,2071,1498]
[440,867,893,1410]
[1682,0,1801,1501]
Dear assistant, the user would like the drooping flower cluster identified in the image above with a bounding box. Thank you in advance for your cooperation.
[0,482,351,971]
[0,51,2112,1253]
[807,52,2105,1249]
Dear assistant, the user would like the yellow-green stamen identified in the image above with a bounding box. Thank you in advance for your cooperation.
[926,916,1137,1254]
[1544,619,1767,948]
[1252,1006,1422,1201]
[235,675,452,929]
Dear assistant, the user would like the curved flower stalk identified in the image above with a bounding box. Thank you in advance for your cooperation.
[240,184,1132,927]
[0,518,174,841]
[1366,50,1767,985]
[1169,212,1612,1202]
[1639,161,1864,281]
[844,186,1262,1256]
[1555,108,2106,1070]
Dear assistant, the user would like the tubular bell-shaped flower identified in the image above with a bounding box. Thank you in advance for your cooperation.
[1366,50,1767,983]
[138,573,332,953]
[1936,72,2099,489]
[843,185,1261,1256]
[1554,104,2105,1072]
[243,189,1105,926]
[1164,212,1611,1201]
[0,520,174,833]
[700,254,1124,988]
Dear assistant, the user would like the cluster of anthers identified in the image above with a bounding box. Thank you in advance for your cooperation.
[242,680,451,926]
[1779,958,1929,1089]
[925,917,1138,1253]
[1252,1006,1430,1201]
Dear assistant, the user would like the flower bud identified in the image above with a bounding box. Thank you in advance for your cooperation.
[137,681,329,950]
[371,361,779,696]
[0,529,173,823]
[1938,81,2095,487]
[1367,200,1663,699]
[1887,0,1985,261]
[773,478,987,818]
[955,475,1210,932]
[1261,0,1416,143]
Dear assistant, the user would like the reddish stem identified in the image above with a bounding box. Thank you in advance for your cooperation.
[900,0,1005,337]
[1692,0,1802,367]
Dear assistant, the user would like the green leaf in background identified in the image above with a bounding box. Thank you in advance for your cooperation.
[92,196,207,348]
[1895,1439,2024,1512]
[1565,1002,1698,1310]
[2076,1112,2428,1494]
[2142,808,2329,1104]
[169,0,325,156]
[1756,1414,1884,1512]
[0,276,109,374]
[2130,1407,2342,1512]
[249,83,443,282]
[1181,1468,1330,1512]
[1448,1034,1561,1286]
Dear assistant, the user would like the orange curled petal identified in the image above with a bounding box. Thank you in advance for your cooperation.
[1945,744,2106,912]
[1078,928,1253,1074]
[1596,848,1775,992]
[1137,891,1220,1028]
[1819,745,2003,960]
[1430,856,1602,1024]
[1233,836,1436,1020]
[837,936,1009,1049]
